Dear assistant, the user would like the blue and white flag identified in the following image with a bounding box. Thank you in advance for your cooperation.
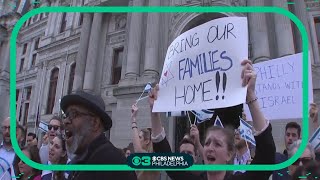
[144,82,152,93]
[309,126,320,150]
[136,83,153,103]
[166,111,186,117]
[239,117,256,146]
[191,109,214,124]
[213,116,224,128]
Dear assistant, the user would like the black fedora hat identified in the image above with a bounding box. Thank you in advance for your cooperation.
[60,90,112,130]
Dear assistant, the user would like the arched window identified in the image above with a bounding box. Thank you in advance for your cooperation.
[46,68,59,114]
[68,63,76,94]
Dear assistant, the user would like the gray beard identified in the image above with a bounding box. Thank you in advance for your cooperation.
[66,124,91,156]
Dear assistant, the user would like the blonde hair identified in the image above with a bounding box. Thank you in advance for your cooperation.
[140,128,153,153]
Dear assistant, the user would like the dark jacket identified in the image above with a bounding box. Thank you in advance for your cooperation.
[153,124,275,180]
[272,152,290,180]
[67,133,137,180]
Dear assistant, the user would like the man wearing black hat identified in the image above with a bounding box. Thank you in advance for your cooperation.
[61,90,137,180]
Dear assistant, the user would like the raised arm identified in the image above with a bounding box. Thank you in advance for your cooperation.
[131,104,146,153]
[241,60,267,131]
[148,84,163,137]
[309,103,319,136]
[237,60,276,179]
[190,124,204,161]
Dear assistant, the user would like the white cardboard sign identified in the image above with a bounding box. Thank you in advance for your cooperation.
[153,17,248,112]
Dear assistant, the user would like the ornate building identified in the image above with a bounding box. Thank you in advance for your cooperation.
[0,0,320,154]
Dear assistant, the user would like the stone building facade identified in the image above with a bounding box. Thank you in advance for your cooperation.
[0,0,320,154]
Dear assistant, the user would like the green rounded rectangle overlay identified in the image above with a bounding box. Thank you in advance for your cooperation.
[10,6,309,171]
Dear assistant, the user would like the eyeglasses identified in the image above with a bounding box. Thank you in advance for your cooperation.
[1,126,10,131]
[48,125,60,131]
[293,157,313,165]
[62,110,95,121]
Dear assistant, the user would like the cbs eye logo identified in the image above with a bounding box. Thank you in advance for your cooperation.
[131,156,151,166]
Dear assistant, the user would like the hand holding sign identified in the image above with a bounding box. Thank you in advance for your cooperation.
[148,84,159,109]
[241,59,257,102]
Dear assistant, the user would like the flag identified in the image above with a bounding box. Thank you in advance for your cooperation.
[144,82,152,93]
[166,111,186,117]
[309,126,320,150]
[137,83,153,102]
[191,109,214,124]
[213,116,224,128]
[239,117,256,146]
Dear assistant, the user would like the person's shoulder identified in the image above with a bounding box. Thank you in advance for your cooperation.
[275,152,287,162]
[88,140,126,163]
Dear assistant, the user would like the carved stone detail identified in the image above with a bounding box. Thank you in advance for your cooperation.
[115,14,127,30]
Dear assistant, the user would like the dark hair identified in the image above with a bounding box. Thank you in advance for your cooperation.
[291,161,320,180]
[50,116,62,124]
[51,134,68,180]
[285,122,301,137]
[53,134,68,164]
[14,146,41,177]
[27,132,36,139]
[17,124,26,146]
[179,138,196,155]
[205,126,235,153]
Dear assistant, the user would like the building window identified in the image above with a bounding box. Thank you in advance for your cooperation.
[16,89,19,108]
[23,87,32,126]
[32,14,39,23]
[27,19,31,26]
[22,43,27,55]
[19,58,25,72]
[23,103,29,126]
[60,13,67,33]
[46,68,59,114]
[78,13,84,26]
[34,38,40,50]
[68,63,76,94]
[31,54,37,67]
[26,87,32,100]
[112,48,124,84]
[315,17,320,46]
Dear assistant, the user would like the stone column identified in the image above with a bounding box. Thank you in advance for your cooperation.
[272,0,295,57]
[125,0,145,78]
[248,0,271,63]
[83,13,103,92]
[143,0,160,76]
[72,13,93,92]
[0,37,10,122]
[292,0,316,63]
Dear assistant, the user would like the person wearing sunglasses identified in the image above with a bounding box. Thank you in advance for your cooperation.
[287,140,316,177]
[39,116,62,164]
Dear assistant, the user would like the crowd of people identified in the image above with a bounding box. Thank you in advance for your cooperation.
[0,59,319,180]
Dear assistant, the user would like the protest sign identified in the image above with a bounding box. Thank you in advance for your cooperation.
[244,53,313,121]
[153,17,248,112]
